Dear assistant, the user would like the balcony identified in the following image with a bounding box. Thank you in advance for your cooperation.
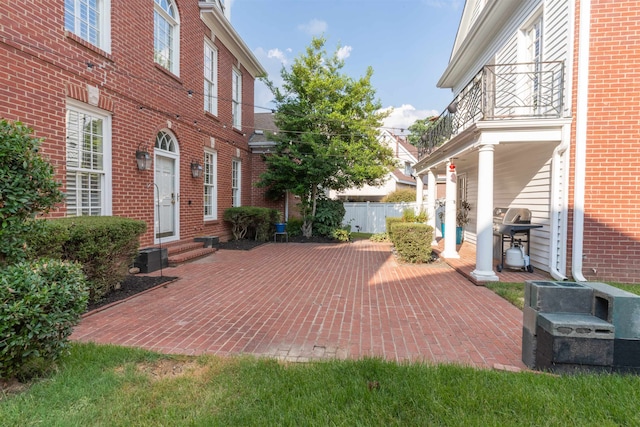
[418,61,565,159]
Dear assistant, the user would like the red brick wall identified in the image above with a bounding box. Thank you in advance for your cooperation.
[568,0,640,283]
[1,0,263,247]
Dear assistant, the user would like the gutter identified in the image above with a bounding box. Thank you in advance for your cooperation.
[572,0,590,282]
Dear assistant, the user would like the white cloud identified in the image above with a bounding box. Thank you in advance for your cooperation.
[424,0,462,9]
[380,104,439,135]
[297,19,328,36]
[267,48,289,65]
[336,45,352,60]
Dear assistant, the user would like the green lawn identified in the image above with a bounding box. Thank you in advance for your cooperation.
[485,281,640,310]
[2,343,640,426]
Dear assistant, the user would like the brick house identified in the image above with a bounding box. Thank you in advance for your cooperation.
[413,0,640,283]
[0,0,274,247]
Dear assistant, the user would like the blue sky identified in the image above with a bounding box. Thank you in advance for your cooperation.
[230,0,464,134]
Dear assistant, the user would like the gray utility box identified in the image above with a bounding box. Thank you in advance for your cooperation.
[134,247,168,273]
[584,282,640,340]
[525,281,593,314]
[536,313,614,371]
[194,236,219,248]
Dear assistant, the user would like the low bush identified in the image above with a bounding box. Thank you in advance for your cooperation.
[224,207,279,241]
[390,223,433,263]
[385,217,403,240]
[25,216,146,303]
[369,232,389,242]
[332,227,351,242]
[286,217,304,237]
[0,259,88,380]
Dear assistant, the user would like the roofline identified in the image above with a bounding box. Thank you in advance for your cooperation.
[199,2,267,78]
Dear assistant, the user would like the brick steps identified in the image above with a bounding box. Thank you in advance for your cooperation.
[164,240,217,267]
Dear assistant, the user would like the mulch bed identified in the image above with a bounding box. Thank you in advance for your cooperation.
[86,274,178,312]
[215,235,339,250]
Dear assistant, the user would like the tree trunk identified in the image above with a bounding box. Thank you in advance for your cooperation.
[301,186,318,238]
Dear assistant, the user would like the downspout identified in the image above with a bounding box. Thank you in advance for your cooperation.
[549,126,569,281]
[572,0,590,282]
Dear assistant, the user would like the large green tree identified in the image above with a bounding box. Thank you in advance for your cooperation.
[407,116,437,146]
[257,37,396,237]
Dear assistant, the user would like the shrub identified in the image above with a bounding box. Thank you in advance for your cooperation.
[286,217,304,237]
[223,207,279,241]
[369,232,389,242]
[402,209,417,223]
[0,120,63,265]
[24,217,146,302]
[382,189,416,203]
[332,228,351,242]
[390,223,433,263]
[313,198,346,238]
[385,217,403,240]
[0,259,88,380]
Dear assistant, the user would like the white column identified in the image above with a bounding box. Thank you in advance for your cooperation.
[441,159,459,259]
[415,173,424,213]
[427,170,437,246]
[471,144,499,282]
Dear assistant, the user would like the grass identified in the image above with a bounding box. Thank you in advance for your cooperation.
[485,281,640,311]
[2,343,640,426]
[351,231,373,240]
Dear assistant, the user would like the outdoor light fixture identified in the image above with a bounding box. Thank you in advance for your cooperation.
[191,161,203,178]
[136,148,152,171]
[447,102,458,114]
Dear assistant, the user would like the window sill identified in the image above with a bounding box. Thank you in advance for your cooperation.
[154,63,183,84]
[65,31,113,62]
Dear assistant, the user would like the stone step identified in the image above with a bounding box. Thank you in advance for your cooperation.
[164,241,207,256]
[168,247,217,267]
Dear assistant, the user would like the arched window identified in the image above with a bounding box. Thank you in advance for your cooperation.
[155,131,177,152]
[154,0,180,75]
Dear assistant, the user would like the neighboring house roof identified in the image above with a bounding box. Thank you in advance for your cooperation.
[249,112,277,152]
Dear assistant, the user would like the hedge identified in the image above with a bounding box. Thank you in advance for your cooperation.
[223,207,280,241]
[25,216,146,302]
[390,222,433,263]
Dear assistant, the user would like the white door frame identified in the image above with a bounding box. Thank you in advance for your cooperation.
[154,140,180,244]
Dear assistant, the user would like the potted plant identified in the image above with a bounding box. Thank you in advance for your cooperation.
[275,212,286,233]
[456,200,471,244]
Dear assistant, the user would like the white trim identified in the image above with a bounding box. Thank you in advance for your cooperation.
[154,129,181,244]
[204,38,218,116]
[232,68,242,129]
[231,158,241,207]
[65,0,112,53]
[204,148,218,220]
[65,99,112,216]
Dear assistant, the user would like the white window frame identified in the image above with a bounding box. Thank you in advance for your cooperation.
[232,68,242,129]
[65,100,112,216]
[231,159,241,207]
[154,0,180,76]
[517,11,544,115]
[204,149,218,220]
[204,39,218,116]
[64,0,111,52]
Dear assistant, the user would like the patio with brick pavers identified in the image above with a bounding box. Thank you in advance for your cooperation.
[71,240,527,369]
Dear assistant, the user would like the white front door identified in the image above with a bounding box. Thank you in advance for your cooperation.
[155,155,178,241]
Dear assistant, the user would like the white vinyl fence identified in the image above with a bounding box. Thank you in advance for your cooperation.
[342,202,429,234]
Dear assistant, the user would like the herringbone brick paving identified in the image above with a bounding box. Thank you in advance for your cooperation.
[72,240,530,369]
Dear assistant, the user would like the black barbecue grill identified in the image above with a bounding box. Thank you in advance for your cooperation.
[493,207,543,272]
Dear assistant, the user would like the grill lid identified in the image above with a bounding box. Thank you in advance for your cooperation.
[494,207,532,224]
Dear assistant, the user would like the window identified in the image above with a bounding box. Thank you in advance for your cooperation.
[232,68,242,129]
[154,0,179,75]
[64,0,111,52]
[525,16,543,113]
[204,150,217,219]
[231,159,241,207]
[66,103,111,216]
[404,161,413,176]
[204,40,218,115]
